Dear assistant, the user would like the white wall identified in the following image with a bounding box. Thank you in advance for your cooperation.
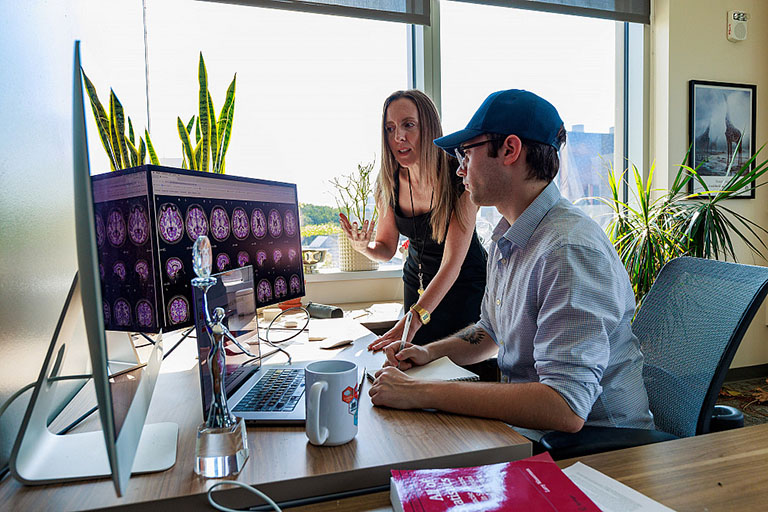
[651,0,768,368]
[0,1,146,468]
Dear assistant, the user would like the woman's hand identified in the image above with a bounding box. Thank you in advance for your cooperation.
[367,314,421,352]
[339,213,376,253]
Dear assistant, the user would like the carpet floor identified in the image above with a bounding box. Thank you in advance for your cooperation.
[717,377,768,426]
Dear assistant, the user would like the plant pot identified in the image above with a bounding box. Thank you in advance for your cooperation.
[338,234,379,272]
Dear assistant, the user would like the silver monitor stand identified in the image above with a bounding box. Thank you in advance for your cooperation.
[9,274,177,487]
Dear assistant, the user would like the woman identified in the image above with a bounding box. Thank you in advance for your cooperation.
[339,90,487,348]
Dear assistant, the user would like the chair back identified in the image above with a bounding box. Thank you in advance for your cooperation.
[633,257,768,438]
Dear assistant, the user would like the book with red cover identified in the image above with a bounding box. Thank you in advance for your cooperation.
[390,452,601,512]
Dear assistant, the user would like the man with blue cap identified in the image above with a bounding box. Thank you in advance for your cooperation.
[369,90,653,441]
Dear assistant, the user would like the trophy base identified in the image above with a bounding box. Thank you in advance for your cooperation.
[194,417,249,478]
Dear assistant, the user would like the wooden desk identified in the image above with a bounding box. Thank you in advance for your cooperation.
[337,301,403,334]
[0,319,529,511]
[287,423,768,511]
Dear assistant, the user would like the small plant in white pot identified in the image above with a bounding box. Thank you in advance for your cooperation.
[332,160,379,271]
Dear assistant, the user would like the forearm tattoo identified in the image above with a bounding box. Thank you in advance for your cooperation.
[455,325,486,345]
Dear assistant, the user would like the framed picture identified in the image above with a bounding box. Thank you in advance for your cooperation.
[689,80,756,198]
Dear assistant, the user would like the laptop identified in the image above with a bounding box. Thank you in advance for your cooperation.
[192,265,308,424]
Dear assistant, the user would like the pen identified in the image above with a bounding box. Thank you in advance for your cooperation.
[357,367,366,397]
[397,311,413,370]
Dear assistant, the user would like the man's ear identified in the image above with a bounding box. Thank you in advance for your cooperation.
[502,135,523,166]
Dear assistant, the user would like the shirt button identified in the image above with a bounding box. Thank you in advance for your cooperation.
[501,258,507,264]
[496,299,501,306]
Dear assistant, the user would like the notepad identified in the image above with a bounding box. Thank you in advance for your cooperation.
[367,356,479,382]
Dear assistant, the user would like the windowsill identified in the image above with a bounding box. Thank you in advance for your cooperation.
[304,264,403,283]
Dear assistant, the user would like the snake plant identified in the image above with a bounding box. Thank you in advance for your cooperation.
[81,70,159,171]
[177,53,236,173]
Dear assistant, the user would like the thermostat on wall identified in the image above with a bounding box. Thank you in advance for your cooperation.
[727,10,749,42]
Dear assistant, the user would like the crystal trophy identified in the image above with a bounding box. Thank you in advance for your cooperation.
[192,235,249,478]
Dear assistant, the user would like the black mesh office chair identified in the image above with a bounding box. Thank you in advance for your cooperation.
[540,257,768,459]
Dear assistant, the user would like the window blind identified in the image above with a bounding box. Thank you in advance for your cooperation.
[450,0,649,24]
[197,0,431,25]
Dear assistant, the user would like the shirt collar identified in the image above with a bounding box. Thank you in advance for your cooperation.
[492,181,561,253]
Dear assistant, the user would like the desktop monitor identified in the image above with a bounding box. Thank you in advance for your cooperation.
[9,41,177,497]
[90,165,305,333]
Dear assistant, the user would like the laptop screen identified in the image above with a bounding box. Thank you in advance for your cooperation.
[192,265,260,420]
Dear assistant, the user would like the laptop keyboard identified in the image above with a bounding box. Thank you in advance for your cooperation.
[233,368,305,413]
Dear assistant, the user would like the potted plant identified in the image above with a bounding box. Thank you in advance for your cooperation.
[593,146,768,307]
[331,160,379,271]
[176,53,236,173]
[81,70,160,170]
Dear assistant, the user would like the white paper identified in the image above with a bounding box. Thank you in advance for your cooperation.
[563,462,676,512]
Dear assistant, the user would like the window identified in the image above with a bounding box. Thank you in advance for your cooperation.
[440,1,633,241]
[81,0,642,269]
[144,0,408,268]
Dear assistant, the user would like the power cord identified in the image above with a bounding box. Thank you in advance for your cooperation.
[0,374,93,481]
[239,306,310,367]
[207,480,281,512]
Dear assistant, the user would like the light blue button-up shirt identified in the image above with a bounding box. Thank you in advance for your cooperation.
[477,181,654,434]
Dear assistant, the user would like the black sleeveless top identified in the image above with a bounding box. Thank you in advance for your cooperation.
[393,169,487,345]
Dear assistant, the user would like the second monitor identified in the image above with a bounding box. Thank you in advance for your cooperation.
[91,165,305,333]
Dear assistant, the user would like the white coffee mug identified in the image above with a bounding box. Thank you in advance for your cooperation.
[305,360,359,446]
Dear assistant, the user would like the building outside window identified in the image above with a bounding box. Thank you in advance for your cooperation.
[440,1,623,246]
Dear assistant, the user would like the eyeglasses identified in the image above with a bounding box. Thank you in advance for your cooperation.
[454,139,498,168]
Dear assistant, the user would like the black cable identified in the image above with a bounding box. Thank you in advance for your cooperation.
[247,484,390,511]
[56,405,98,435]
[261,306,310,345]
[162,326,195,360]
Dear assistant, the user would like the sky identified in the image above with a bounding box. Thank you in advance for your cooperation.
[79,0,616,206]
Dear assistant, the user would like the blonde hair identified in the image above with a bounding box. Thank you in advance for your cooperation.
[375,90,464,244]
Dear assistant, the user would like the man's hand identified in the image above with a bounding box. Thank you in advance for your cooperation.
[339,213,376,253]
[367,314,420,352]
[382,341,431,371]
[369,366,425,409]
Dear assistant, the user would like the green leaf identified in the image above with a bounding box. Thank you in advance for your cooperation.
[186,115,195,135]
[208,90,218,172]
[198,52,210,172]
[125,137,139,168]
[145,130,160,165]
[194,138,203,170]
[139,137,146,165]
[108,92,122,169]
[128,117,135,145]
[177,117,196,171]
[216,74,236,173]
[110,90,130,169]
[80,69,117,170]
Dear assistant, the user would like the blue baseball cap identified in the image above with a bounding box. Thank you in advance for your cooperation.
[434,89,564,153]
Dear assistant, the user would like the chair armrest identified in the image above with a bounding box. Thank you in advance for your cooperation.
[539,426,679,460]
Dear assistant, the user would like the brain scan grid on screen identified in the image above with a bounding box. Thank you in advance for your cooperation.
[92,165,304,333]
